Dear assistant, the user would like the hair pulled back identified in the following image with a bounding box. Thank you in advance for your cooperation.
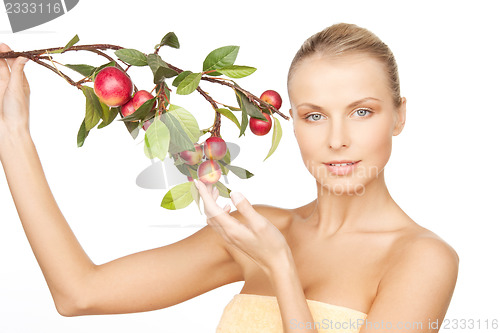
[288,23,402,107]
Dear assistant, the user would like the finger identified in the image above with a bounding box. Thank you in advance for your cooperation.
[194,179,225,219]
[10,57,29,92]
[230,191,265,228]
[0,45,11,84]
[212,185,219,201]
[0,43,16,70]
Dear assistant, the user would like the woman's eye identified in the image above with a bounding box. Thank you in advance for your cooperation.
[353,108,373,117]
[305,113,325,122]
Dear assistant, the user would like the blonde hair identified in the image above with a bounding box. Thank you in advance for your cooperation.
[288,23,402,107]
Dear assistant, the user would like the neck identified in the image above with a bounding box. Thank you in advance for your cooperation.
[306,170,397,236]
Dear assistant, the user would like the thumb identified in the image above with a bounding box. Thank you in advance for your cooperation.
[10,57,29,85]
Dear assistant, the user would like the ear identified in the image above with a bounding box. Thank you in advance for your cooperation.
[393,97,407,136]
[289,108,296,136]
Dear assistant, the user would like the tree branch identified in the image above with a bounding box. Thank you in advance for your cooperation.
[0,43,288,140]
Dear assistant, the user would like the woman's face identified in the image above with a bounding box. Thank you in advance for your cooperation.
[288,53,406,196]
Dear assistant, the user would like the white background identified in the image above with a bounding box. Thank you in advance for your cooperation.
[1,0,499,332]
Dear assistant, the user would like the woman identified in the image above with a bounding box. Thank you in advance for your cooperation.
[0,23,458,333]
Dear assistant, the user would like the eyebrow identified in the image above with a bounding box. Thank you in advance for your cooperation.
[296,97,382,110]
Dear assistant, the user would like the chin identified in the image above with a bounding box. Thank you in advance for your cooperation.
[316,178,367,197]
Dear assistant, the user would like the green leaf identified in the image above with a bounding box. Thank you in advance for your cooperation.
[49,34,79,53]
[114,49,148,66]
[219,161,228,176]
[144,118,170,161]
[125,120,140,139]
[98,107,119,129]
[174,161,191,177]
[147,54,178,83]
[217,65,256,78]
[160,32,180,49]
[77,118,90,147]
[216,108,241,131]
[172,71,192,87]
[155,66,178,84]
[186,166,199,180]
[160,112,195,154]
[144,134,154,159]
[147,53,167,73]
[118,98,157,122]
[161,182,194,210]
[225,105,241,111]
[235,92,248,138]
[203,46,239,72]
[214,181,231,198]
[222,147,232,165]
[190,182,202,215]
[64,64,96,77]
[168,104,201,143]
[81,86,103,131]
[219,160,254,179]
[264,116,282,161]
[176,72,202,95]
[235,90,267,120]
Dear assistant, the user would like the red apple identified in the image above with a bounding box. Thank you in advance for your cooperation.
[94,67,133,107]
[203,136,227,160]
[197,160,222,185]
[132,90,156,110]
[179,143,204,165]
[260,90,282,110]
[121,99,136,118]
[249,112,273,136]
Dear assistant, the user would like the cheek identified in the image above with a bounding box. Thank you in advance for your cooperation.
[293,124,324,158]
[360,117,393,167]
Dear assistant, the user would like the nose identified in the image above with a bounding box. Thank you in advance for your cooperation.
[327,117,350,150]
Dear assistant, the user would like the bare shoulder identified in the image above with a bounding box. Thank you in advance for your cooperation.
[370,225,460,322]
[403,228,459,267]
[382,225,460,288]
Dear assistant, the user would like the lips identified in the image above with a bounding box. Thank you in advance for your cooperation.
[324,160,360,165]
[324,160,360,176]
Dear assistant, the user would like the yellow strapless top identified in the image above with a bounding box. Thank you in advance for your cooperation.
[216,294,368,333]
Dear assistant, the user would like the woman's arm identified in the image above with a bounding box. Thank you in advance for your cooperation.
[0,44,243,317]
[269,250,317,333]
[194,179,318,333]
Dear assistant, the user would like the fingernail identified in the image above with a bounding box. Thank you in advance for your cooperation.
[230,191,244,206]
[20,57,29,64]
[223,203,231,211]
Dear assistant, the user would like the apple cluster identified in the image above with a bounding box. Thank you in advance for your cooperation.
[180,136,227,185]
[93,66,155,131]
[249,90,283,136]
[93,65,282,186]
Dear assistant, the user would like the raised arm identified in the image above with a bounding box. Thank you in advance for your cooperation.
[0,43,243,317]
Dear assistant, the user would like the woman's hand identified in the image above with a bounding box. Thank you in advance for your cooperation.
[194,179,291,277]
[0,43,31,141]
